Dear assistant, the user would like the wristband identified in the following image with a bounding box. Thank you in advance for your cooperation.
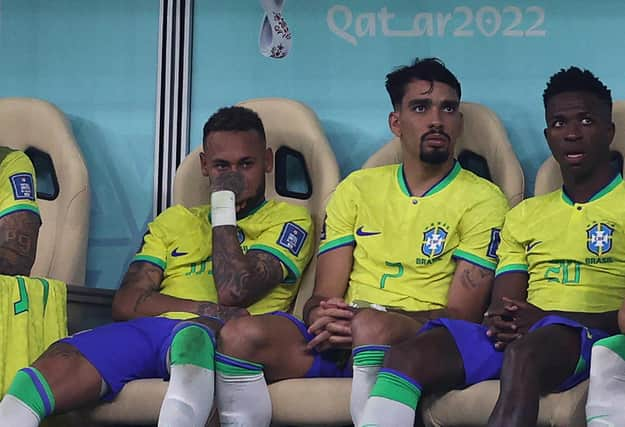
[211,190,236,227]
[350,299,388,312]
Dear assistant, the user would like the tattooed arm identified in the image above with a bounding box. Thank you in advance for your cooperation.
[0,211,40,275]
[112,261,248,321]
[209,171,285,307]
[388,260,494,324]
[443,260,494,322]
[212,229,284,307]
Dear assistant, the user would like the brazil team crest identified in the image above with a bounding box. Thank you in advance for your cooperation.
[587,223,614,256]
[421,224,448,257]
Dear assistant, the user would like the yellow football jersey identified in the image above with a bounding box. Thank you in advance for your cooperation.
[496,174,625,313]
[134,199,313,318]
[0,275,67,396]
[320,162,509,311]
[0,148,39,219]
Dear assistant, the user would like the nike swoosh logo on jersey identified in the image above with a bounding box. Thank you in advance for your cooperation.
[356,226,381,237]
[526,241,542,251]
[171,248,188,257]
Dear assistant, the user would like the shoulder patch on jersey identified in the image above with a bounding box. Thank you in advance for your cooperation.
[9,173,35,201]
[277,222,307,256]
[487,228,501,259]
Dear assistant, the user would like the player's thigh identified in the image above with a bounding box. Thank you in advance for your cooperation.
[33,342,102,412]
[385,326,465,391]
[218,313,314,381]
[504,324,580,392]
[352,308,421,346]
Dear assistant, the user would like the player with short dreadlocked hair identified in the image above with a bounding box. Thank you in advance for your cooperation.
[358,66,625,427]
[543,66,612,110]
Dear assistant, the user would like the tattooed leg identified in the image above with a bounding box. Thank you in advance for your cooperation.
[32,342,103,412]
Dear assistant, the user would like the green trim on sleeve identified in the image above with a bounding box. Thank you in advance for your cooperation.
[495,263,528,276]
[0,204,40,219]
[248,244,302,281]
[318,235,355,255]
[132,255,166,270]
[453,249,497,270]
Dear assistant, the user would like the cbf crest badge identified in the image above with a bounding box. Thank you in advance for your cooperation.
[587,223,614,256]
[421,223,448,257]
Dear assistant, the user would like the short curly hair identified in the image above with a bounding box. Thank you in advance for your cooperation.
[202,106,266,147]
[543,67,612,114]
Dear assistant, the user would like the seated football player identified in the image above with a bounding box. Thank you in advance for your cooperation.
[214,58,508,427]
[0,105,313,427]
[358,66,625,427]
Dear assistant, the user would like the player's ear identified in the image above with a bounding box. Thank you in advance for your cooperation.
[389,110,401,137]
[199,150,210,177]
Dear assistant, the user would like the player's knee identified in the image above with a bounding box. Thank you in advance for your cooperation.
[170,324,215,369]
[352,308,393,345]
[218,316,268,358]
[33,342,82,375]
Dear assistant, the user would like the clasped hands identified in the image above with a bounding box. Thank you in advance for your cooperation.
[306,297,355,352]
[484,297,546,350]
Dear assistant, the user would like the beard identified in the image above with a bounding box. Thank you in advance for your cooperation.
[419,130,452,164]
[419,145,451,164]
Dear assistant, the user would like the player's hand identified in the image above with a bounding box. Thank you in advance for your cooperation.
[484,303,519,351]
[195,302,249,323]
[211,171,245,198]
[306,298,354,351]
[500,297,546,335]
[215,305,250,322]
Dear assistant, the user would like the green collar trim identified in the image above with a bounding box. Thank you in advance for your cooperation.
[561,174,623,205]
[397,161,461,197]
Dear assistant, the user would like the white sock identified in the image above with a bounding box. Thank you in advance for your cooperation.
[587,335,625,426]
[0,394,40,427]
[158,324,216,427]
[352,364,382,425]
[215,353,271,427]
[350,345,389,425]
[359,396,416,427]
[158,364,214,427]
